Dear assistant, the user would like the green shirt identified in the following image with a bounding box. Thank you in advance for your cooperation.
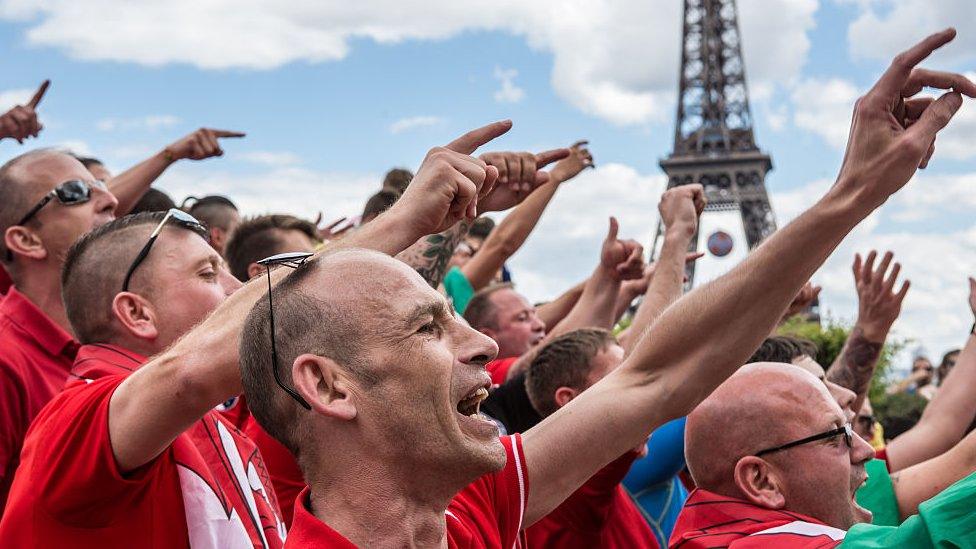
[854,459,900,527]
[841,471,976,548]
[444,267,474,314]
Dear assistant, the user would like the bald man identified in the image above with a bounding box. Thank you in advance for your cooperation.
[671,364,976,547]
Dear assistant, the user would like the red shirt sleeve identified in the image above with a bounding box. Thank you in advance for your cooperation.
[0,362,27,508]
[22,376,168,527]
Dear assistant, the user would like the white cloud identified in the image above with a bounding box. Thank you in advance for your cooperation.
[791,77,859,148]
[56,139,93,156]
[389,116,444,135]
[238,151,303,167]
[0,87,32,111]
[96,114,180,132]
[0,0,818,126]
[847,1,976,65]
[492,67,524,104]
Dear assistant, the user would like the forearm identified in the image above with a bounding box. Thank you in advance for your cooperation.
[108,210,422,471]
[395,220,471,287]
[462,183,559,290]
[825,325,884,413]
[507,267,620,381]
[536,280,585,330]
[108,150,173,215]
[623,228,691,356]
[886,333,976,471]
[892,429,976,519]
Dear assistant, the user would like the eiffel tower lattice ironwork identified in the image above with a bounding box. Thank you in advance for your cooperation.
[652,0,776,285]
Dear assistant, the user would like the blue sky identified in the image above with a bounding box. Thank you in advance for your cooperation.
[1,0,975,372]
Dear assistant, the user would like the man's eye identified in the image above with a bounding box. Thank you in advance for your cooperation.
[418,322,439,335]
[201,271,217,280]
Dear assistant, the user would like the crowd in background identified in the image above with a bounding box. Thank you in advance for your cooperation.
[0,28,974,549]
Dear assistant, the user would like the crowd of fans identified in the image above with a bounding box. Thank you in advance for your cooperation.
[0,28,974,548]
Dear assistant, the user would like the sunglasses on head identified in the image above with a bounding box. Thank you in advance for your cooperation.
[258,251,315,410]
[121,208,209,292]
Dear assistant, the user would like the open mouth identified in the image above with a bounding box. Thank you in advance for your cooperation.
[457,386,490,418]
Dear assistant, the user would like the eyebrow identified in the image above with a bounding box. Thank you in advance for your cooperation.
[404,300,451,327]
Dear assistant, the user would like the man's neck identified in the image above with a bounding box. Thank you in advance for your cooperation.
[306,449,463,548]
[16,267,73,335]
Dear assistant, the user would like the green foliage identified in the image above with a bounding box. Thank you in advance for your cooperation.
[777,316,908,405]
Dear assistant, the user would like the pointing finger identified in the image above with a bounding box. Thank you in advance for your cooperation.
[534,148,571,168]
[870,28,956,99]
[445,120,512,155]
[211,129,246,138]
[27,80,50,109]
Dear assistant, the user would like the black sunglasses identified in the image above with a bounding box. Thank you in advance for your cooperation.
[16,179,106,227]
[755,423,854,457]
[258,251,315,410]
[122,208,208,292]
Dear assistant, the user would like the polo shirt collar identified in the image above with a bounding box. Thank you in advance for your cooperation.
[72,343,147,381]
[288,487,358,548]
[0,287,77,358]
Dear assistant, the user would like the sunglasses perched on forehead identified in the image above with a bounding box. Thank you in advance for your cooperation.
[258,251,315,410]
[754,423,854,457]
[121,208,208,292]
[16,179,107,227]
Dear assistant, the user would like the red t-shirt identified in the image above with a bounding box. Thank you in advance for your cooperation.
[285,434,529,548]
[243,417,306,526]
[487,357,519,385]
[526,450,657,549]
[0,287,78,512]
[668,488,845,548]
[0,343,286,548]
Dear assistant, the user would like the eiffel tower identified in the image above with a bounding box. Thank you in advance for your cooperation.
[653,0,776,286]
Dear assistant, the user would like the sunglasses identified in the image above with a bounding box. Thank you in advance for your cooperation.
[6,179,108,262]
[16,179,107,227]
[121,208,208,292]
[755,423,854,457]
[258,251,315,410]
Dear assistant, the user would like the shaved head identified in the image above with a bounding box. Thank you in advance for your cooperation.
[686,363,827,495]
[687,363,874,529]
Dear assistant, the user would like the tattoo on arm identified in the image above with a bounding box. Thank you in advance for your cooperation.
[827,326,883,398]
[396,221,470,288]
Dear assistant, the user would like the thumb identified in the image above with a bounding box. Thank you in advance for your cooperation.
[907,91,962,145]
[606,216,619,242]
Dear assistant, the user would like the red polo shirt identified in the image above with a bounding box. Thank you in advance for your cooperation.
[285,434,528,548]
[487,357,518,385]
[244,417,306,526]
[526,450,657,548]
[0,287,78,512]
[0,343,286,548]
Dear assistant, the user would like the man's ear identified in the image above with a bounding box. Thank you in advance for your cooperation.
[246,262,264,281]
[553,386,579,409]
[111,292,160,341]
[209,227,227,253]
[733,456,786,509]
[293,353,357,421]
[5,225,47,262]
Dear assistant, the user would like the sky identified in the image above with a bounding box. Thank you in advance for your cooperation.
[1,0,975,373]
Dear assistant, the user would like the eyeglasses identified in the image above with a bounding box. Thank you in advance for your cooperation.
[754,423,854,457]
[258,251,315,410]
[16,179,106,227]
[121,208,208,292]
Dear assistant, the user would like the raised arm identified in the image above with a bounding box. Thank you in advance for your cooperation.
[0,80,47,145]
[505,218,644,381]
[890,428,976,520]
[620,185,704,356]
[885,282,976,471]
[536,280,586,329]
[826,251,908,413]
[396,220,472,288]
[520,29,976,524]
[109,128,245,215]
[106,120,514,472]
[460,144,581,290]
